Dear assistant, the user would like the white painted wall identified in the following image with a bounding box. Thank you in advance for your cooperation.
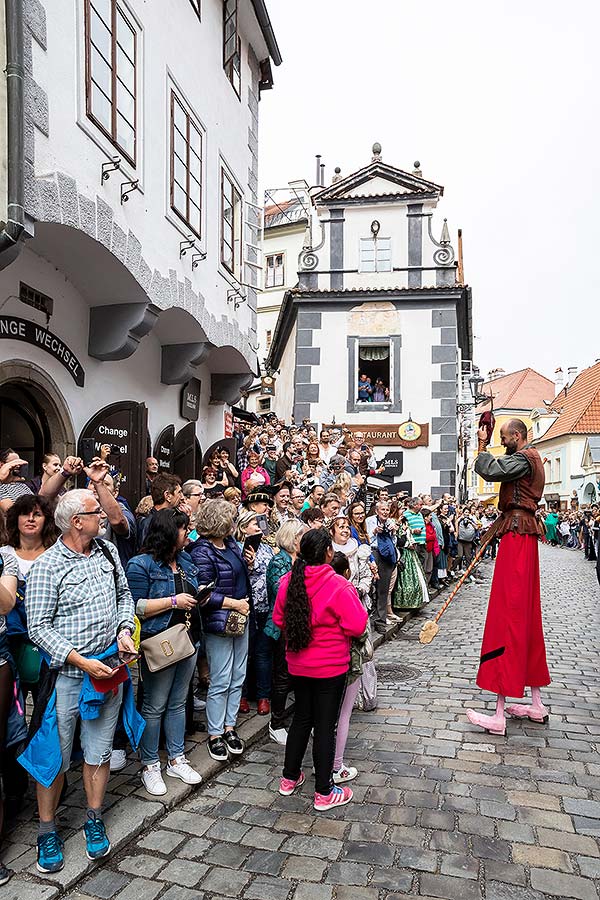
[257,225,306,360]
[535,435,587,500]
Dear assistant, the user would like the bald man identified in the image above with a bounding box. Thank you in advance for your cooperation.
[466,418,550,735]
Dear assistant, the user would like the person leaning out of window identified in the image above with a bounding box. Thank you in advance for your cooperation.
[126,508,203,796]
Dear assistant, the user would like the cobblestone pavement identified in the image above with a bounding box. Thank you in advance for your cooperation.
[8,544,600,900]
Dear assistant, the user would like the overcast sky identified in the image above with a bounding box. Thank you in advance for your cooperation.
[259,0,599,383]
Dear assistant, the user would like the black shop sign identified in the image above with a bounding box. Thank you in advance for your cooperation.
[377,451,404,483]
[181,378,201,422]
[79,401,148,507]
[0,315,85,386]
[153,425,175,473]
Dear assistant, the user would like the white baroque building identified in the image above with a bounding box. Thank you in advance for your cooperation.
[0,0,280,504]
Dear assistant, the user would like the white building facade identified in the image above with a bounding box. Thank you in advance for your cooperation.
[0,0,280,504]
[266,147,473,498]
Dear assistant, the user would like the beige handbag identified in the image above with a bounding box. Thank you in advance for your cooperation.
[140,613,196,673]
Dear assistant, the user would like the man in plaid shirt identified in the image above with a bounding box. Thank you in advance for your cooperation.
[26,476,136,874]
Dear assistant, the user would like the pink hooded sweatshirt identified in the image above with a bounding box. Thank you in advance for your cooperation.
[272,564,368,678]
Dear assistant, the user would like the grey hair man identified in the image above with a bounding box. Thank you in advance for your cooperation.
[26,488,136,875]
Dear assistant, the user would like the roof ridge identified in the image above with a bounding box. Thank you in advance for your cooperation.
[503,369,529,406]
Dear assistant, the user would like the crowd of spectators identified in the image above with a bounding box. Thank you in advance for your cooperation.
[1,423,598,880]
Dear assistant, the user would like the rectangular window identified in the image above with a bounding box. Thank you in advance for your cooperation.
[554,458,561,481]
[221,168,242,276]
[357,342,391,403]
[258,397,271,412]
[265,253,284,288]
[223,0,241,97]
[266,330,272,350]
[359,237,392,273]
[85,0,137,165]
[170,92,203,239]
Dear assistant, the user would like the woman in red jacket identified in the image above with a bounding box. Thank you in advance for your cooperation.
[272,528,368,812]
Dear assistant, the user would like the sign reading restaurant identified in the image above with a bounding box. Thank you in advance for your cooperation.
[326,422,430,448]
[0,315,85,386]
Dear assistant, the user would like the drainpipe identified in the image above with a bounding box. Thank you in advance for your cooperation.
[0,0,25,268]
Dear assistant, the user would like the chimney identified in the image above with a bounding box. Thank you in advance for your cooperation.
[319,163,325,186]
[315,155,321,186]
[567,366,578,386]
[554,367,564,394]
[457,228,464,284]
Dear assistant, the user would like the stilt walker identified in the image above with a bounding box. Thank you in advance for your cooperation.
[466,418,550,736]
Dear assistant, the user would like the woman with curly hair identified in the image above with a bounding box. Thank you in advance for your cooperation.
[272,528,367,812]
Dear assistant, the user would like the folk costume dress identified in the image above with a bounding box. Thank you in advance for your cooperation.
[473,446,550,698]
[392,522,429,610]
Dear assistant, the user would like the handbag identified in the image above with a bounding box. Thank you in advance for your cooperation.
[223,610,248,637]
[140,616,196,672]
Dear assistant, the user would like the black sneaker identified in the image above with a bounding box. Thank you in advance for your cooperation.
[0,864,12,886]
[223,729,245,755]
[207,736,229,762]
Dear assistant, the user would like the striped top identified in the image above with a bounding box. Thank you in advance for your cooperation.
[403,510,426,544]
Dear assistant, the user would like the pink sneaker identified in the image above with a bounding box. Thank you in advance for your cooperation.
[466,708,506,735]
[279,772,305,796]
[506,703,549,724]
[314,785,353,811]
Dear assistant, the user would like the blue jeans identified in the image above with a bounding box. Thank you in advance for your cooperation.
[139,650,198,765]
[204,629,249,735]
[243,610,273,700]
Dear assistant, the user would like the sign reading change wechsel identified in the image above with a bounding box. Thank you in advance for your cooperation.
[0,315,85,386]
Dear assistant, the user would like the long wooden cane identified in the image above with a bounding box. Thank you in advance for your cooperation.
[419,518,501,644]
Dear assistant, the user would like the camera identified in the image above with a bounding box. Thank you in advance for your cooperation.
[109,444,120,455]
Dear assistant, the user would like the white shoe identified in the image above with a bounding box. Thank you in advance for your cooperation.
[166,755,202,785]
[141,762,167,796]
[109,749,127,772]
[269,724,288,745]
[333,765,358,784]
[193,696,206,711]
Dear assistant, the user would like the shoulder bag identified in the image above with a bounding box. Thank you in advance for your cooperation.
[139,564,196,672]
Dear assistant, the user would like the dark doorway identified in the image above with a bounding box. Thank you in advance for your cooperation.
[0,383,51,472]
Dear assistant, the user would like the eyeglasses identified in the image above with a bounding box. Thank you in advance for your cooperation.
[188,493,204,498]
[76,507,103,516]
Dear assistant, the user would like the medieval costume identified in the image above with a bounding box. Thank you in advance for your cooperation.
[466,443,550,735]
[392,522,429,610]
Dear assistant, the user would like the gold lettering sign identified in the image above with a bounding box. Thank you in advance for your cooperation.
[325,422,430,448]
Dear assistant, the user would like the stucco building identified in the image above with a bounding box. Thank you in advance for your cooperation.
[265,145,473,499]
[0,0,280,505]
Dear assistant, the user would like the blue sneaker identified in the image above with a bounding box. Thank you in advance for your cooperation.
[84,813,111,860]
[36,831,64,873]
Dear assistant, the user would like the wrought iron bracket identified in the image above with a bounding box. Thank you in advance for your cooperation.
[120,179,139,204]
[179,235,195,258]
[101,156,121,185]
[191,251,207,269]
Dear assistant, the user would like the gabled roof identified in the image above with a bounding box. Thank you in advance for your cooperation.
[476,368,555,413]
[312,161,444,205]
[582,435,600,466]
[539,361,600,442]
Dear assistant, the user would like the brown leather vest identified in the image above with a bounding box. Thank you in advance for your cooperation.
[498,446,545,536]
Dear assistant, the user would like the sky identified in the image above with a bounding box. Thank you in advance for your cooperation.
[258,0,599,383]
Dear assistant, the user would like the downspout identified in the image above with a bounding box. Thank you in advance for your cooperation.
[0,0,24,268]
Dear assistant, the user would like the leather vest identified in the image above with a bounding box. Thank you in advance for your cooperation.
[498,446,545,536]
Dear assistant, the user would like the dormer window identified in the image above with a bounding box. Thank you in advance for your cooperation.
[359,237,391,273]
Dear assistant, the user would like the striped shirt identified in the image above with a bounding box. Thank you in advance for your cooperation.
[26,537,134,677]
[403,510,426,544]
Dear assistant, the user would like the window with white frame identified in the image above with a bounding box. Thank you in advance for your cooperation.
[265,253,284,288]
[357,342,391,402]
[359,237,392,273]
[170,91,203,239]
[258,397,272,412]
[544,459,551,482]
[84,0,137,165]
[221,167,243,276]
[265,330,272,350]
[553,457,561,482]
[223,0,241,97]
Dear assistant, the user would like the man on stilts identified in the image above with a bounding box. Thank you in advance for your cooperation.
[466,418,550,736]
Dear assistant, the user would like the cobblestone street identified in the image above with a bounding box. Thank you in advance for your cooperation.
[8,544,600,900]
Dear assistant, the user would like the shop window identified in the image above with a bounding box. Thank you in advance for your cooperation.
[84,0,137,165]
[223,0,241,97]
[170,91,203,239]
[357,342,391,403]
[359,237,391,273]
[221,167,243,277]
[265,253,284,288]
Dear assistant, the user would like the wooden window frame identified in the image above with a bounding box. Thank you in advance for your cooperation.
[220,168,242,276]
[223,0,241,98]
[84,0,137,166]
[170,91,203,241]
[265,252,285,289]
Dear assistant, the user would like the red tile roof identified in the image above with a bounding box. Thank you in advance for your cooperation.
[540,361,600,441]
[476,368,555,413]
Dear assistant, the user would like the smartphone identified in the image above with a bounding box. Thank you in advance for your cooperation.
[103,652,139,670]
[13,462,28,478]
[196,581,216,603]
[243,532,262,553]
[80,438,96,466]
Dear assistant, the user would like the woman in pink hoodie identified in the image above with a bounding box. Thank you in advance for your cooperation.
[272,528,368,812]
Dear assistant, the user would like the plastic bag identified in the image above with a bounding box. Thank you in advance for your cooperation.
[355,660,378,711]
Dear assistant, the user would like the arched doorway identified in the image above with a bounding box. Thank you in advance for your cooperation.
[0,362,75,469]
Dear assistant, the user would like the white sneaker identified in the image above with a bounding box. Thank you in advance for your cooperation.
[193,696,206,712]
[333,765,358,783]
[109,749,127,772]
[141,762,167,796]
[166,755,202,785]
[269,724,288,745]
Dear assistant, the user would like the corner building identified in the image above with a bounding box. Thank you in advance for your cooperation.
[0,0,280,505]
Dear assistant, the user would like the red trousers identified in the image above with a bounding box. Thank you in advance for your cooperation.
[476,532,550,697]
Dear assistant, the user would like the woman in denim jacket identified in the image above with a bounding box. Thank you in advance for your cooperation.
[126,509,202,796]
[189,500,251,763]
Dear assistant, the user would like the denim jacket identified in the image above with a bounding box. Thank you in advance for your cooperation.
[125,551,199,639]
